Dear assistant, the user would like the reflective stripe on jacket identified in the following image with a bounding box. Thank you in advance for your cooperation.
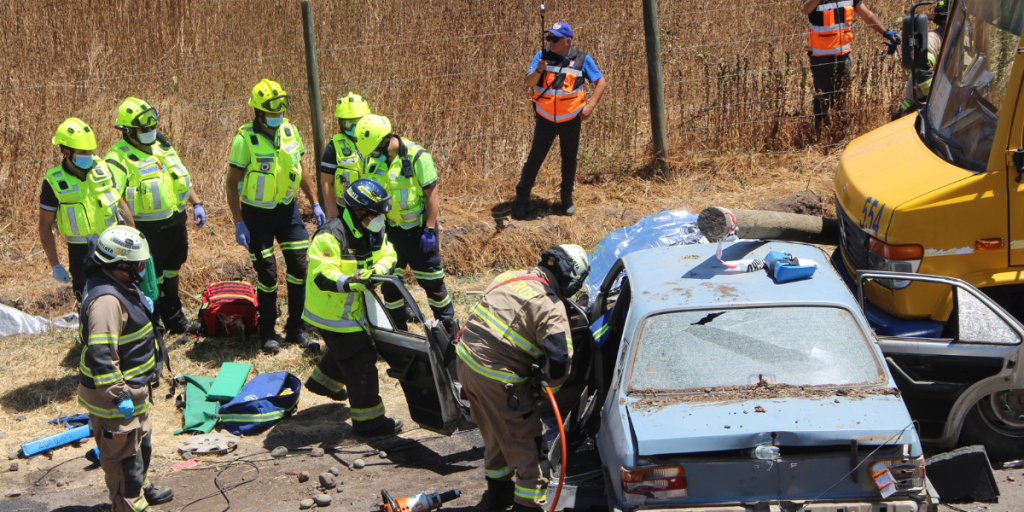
[78,271,158,418]
[303,209,397,333]
[237,122,303,209]
[328,134,364,208]
[106,138,192,221]
[808,0,855,57]
[44,161,119,243]
[533,48,588,122]
[458,267,573,385]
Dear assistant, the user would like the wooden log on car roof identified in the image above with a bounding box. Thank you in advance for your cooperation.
[697,207,840,246]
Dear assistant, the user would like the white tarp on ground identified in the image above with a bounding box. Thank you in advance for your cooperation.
[584,210,706,301]
[0,303,78,338]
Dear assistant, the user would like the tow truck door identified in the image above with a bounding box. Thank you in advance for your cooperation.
[1003,29,1024,265]
[857,271,1024,446]
[364,275,468,435]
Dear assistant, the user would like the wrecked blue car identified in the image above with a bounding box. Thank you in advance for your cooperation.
[589,240,932,512]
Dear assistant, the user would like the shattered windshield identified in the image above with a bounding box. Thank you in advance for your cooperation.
[629,307,882,392]
[922,0,1024,171]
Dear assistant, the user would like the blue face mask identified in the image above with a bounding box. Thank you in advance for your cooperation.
[265,115,283,128]
[73,154,95,170]
[371,153,386,163]
[137,130,157,145]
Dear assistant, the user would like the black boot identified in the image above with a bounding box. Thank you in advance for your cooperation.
[286,330,320,352]
[352,416,404,436]
[304,376,348,401]
[260,332,284,354]
[144,484,174,505]
[482,477,515,511]
[512,191,529,220]
[561,191,575,216]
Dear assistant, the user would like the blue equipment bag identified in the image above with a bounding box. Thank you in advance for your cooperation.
[218,372,301,435]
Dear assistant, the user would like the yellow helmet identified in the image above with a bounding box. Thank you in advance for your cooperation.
[52,118,97,151]
[248,79,290,113]
[335,93,371,119]
[354,115,393,157]
[115,97,159,130]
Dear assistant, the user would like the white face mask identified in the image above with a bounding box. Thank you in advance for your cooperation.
[138,130,157,145]
[366,215,386,233]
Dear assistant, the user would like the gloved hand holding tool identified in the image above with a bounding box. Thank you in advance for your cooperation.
[312,203,327,227]
[884,30,901,56]
[192,203,206,228]
[52,264,71,283]
[340,271,374,293]
[234,222,250,249]
[116,392,135,419]
[420,227,437,253]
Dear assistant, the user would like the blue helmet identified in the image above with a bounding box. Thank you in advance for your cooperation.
[343,179,391,215]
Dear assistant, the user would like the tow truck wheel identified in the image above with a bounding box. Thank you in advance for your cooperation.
[960,392,1024,461]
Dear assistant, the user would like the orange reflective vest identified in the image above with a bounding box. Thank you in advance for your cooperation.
[532,48,588,123]
[808,0,855,57]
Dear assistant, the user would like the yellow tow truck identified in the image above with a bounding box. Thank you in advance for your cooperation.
[835,0,1024,459]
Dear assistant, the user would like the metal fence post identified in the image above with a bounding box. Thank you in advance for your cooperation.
[642,0,669,168]
[301,0,326,204]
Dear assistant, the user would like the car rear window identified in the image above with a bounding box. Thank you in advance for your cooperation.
[629,307,882,392]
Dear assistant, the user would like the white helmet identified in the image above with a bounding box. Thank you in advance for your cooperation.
[93,226,151,265]
[541,244,590,297]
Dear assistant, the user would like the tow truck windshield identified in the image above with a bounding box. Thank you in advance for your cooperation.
[922,0,1024,172]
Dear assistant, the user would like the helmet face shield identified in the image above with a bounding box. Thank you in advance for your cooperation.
[260,94,290,113]
[131,107,159,129]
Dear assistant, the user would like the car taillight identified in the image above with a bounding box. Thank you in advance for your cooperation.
[867,237,923,289]
[620,465,687,502]
[871,454,926,493]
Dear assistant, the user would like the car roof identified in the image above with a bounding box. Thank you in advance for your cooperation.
[620,240,859,318]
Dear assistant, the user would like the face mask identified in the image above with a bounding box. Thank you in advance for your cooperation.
[342,120,358,137]
[370,152,386,163]
[265,115,283,128]
[137,130,157,145]
[73,154,95,170]
[366,215,386,233]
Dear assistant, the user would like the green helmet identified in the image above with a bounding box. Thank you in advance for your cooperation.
[335,93,371,119]
[115,97,159,130]
[540,244,590,297]
[93,226,151,264]
[354,114,393,157]
[52,118,97,151]
[249,79,290,113]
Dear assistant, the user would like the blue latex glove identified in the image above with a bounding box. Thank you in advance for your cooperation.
[234,221,250,249]
[52,264,71,283]
[884,30,900,55]
[117,396,135,419]
[420,229,437,253]
[312,203,327,227]
[193,203,206,228]
[142,295,154,313]
[85,447,100,464]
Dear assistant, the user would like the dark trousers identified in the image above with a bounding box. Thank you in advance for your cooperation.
[380,225,454,332]
[809,53,853,128]
[68,242,92,302]
[516,114,582,204]
[307,329,388,431]
[242,201,309,338]
[137,211,189,331]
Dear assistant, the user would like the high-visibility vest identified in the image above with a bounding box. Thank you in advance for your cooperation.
[368,137,431,230]
[237,122,303,209]
[78,271,157,418]
[44,161,120,243]
[808,0,855,57]
[302,210,397,333]
[533,48,588,123]
[106,138,192,221]
[328,134,364,208]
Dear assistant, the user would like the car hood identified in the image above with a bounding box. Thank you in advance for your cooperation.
[834,115,974,240]
[625,391,916,456]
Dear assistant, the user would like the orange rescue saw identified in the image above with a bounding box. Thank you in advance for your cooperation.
[376,488,461,512]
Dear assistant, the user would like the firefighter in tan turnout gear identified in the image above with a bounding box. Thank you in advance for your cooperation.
[456,244,589,511]
[77,226,173,512]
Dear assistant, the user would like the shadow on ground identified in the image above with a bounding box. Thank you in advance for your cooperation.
[0,374,79,412]
[262,402,352,450]
[491,198,564,222]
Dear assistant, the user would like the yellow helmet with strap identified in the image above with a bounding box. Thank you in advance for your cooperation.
[249,79,290,113]
[115,98,159,130]
[52,118,97,151]
[354,115,393,157]
[335,92,371,119]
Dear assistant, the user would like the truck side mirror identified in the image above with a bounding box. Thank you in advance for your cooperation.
[901,13,931,71]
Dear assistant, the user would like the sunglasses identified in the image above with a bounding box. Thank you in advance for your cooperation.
[545,35,563,43]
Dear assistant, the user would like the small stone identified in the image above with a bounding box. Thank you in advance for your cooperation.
[724,425,731,429]
[742,411,748,414]
[298,471,310,483]
[319,473,337,489]
[378,451,387,459]
[754,406,766,413]
[1009,476,1017,482]
[313,494,332,506]
[310,447,325,457]
[834,399,840,403]
[56,481,65,487]
[10,462,18,471]
[328,467,339,476]
[299,498,315,509]
[5,492,21,498]
[353,459,365,469]
[336,487,344,493]
[181,451,193,460]
[9,450,20,460]
[14,415,26,421]
[271,446,289,458]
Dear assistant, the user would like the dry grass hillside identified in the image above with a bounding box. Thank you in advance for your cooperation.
[0,0,911,315]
